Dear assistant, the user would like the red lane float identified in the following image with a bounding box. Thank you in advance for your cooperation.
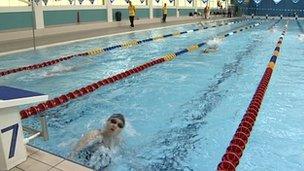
[217,24,288,170]
[20,58,166,119]
[0,55,76,77]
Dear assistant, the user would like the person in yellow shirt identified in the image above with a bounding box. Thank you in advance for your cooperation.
[162,3,168,23]
[128,1,136,27]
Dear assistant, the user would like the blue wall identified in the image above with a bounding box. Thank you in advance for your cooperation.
[136,9,150,19]
[153,9,176,18]
[235,0,304,17]
[44,9,107,26]
[112,9,129,20]
[0,12,33,30]
[179,9,196,16]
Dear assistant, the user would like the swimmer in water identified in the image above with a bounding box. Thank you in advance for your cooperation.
[269,27,276,33]
[45,64,79,77]
[202,37,223,54]
[269,25,278,33]
[71,114,125,170]
[298,34,304,41]
[203,45,218,53]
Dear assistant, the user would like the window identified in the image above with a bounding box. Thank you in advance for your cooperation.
[163,0,174,7]
[111,0,145,6]
[179,0,193,7]
[153,0,162,6]
[0,0,29,7]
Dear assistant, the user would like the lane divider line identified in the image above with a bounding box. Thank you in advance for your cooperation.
[217,22,288,171]
[0,19,249,78]
[19,22,261,120]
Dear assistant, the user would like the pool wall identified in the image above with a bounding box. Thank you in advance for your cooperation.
[0,8,32,30]
[44,9,108,26]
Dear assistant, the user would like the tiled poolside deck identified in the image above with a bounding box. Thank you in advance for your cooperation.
[11,146,92,171]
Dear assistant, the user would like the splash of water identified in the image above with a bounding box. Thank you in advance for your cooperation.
[44,64,77,77]
[298,34,304,42]
[206,37,223,48]
[203,37,223,53]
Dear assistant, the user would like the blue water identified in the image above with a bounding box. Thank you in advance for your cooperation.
[1,19,303,171]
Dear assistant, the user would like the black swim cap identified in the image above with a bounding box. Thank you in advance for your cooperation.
[108,113,125,127]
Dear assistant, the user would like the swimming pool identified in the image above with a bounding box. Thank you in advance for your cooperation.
[1,18,303,170]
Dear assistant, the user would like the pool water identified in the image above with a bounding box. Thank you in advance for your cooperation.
[1,19,303,171]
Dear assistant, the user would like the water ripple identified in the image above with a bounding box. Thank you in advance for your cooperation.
[142,35,263,171]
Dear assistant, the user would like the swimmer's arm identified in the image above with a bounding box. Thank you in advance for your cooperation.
[74,130,101,153]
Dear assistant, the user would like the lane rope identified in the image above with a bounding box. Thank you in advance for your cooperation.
[19,22,262,120]
[217,22,288,171]
[0,19,249,78]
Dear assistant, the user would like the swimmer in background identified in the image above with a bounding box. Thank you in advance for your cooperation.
[298,34,304,41]
[202,37,223,53]
[269,27,276,32]
[71,114,125,170]
[269,25,278,33]
[44,64,80,77]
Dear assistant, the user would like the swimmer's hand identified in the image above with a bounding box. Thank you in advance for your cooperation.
[73,130,101,155]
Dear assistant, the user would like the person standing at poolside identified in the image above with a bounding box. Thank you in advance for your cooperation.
[228,7,232,18]
[162,3,168,23]
[128,1,136,28]
[204,5,210,19]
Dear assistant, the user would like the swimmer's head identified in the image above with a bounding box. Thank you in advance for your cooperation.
[203,49,209,53]
[105,113,125,136]
[108,114,125,126]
